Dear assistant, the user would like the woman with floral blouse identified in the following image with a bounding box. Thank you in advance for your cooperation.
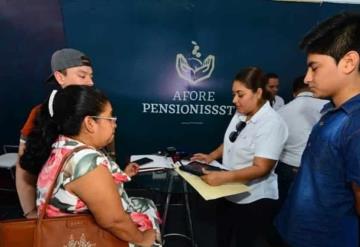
[21,85,161,247]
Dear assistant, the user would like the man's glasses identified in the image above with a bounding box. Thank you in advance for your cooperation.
[90,116,117,123]
[229,121,246,142]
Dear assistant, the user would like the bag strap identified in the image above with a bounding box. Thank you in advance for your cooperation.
[38,145,92,220]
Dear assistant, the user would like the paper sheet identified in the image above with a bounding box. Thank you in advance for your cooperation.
[174,163,249,200]
[130,154,173,172]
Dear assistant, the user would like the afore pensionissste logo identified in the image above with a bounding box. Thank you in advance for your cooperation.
[141,41,234,121]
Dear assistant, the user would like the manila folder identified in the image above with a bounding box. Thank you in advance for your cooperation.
[174,165,249,200]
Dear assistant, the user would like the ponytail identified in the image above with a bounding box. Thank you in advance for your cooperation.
[20,101,59,175]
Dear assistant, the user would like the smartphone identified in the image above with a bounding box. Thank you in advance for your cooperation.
[132,157,154,166]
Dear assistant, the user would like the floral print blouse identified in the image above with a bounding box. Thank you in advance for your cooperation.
[36,135,162,246]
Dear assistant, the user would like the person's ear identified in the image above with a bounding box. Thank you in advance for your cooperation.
[54,71,66,86]
[82,116,96,134]
[256,88,263,99]
[340,51,359,74]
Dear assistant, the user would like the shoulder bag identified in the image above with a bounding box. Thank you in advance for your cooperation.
[0,146,128,247]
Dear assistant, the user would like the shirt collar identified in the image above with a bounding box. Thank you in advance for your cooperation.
[320,102,334,114]
[237,101,271,124]
[321,93,360,115]
[296,91,314,98]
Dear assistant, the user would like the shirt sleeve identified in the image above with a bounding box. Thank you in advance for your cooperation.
[63,149,110,184]
[344,131,360,185]
[63,149,130,185]
[254,119,288,160]
[20,104,42,142]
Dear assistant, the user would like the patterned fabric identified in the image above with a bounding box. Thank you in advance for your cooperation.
[36,135,162,246]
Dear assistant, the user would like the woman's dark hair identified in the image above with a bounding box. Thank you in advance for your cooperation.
[20,85,109,175]
[234,67,273,104]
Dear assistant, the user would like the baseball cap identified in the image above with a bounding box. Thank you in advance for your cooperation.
[46,48,92,83]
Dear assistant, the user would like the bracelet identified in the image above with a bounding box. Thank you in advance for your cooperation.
[23,207,36,217]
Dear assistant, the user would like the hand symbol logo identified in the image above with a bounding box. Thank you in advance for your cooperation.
[176,41,215,84]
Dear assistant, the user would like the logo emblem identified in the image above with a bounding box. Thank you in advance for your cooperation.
[176,41,215,84]
[63,233,96,247]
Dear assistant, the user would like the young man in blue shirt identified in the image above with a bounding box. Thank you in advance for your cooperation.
[275,12,360,247]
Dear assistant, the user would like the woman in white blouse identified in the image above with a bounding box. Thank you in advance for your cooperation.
[192,67,288,247]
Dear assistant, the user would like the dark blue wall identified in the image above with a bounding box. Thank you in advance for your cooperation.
[0,0,65,146]
[1,0,360,166]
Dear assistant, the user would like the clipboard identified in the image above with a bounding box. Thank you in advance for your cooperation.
[179,161,226,176]
[174,163,249,200]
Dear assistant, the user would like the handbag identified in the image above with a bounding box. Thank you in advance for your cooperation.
[0,146,128,247]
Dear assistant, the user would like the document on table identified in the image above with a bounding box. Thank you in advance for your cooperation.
[130,154,173,172]
[174,162,249,200]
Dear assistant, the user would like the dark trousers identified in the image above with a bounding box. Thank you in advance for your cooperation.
[268,161,298,247]
[216,198,277,247]
[275,161,298,207]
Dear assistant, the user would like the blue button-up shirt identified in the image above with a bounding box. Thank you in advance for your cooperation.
[275,94,360,247]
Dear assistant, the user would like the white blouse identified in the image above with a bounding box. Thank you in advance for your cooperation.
[223,101,288,204]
